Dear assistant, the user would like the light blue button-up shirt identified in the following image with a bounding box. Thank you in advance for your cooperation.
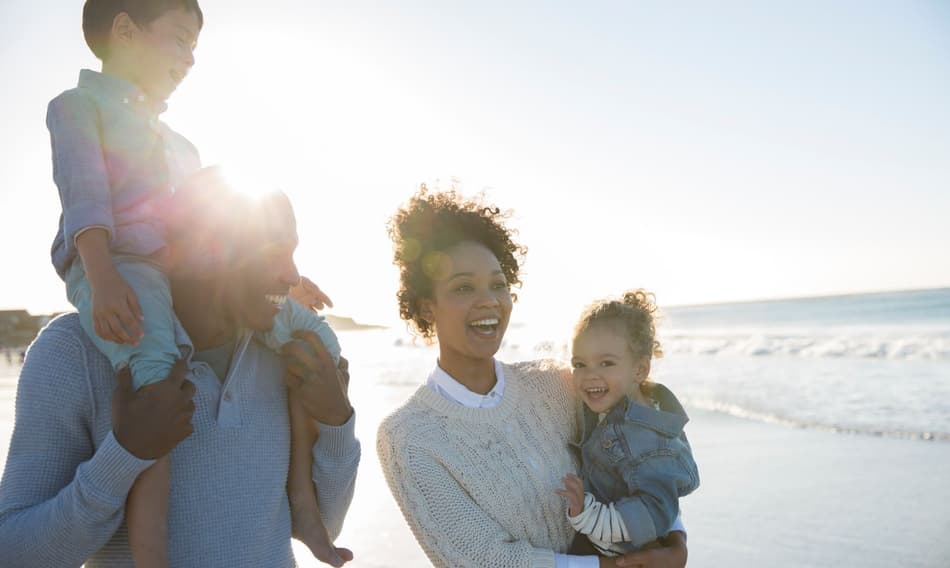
[47,69,201,278]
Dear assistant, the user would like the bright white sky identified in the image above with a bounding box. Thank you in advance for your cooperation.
[1,0,948,329]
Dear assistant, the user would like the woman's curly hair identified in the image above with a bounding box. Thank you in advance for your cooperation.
[387,185,527,339]
[574,289,664,360]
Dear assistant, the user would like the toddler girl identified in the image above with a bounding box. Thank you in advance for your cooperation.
[557,290,699,556]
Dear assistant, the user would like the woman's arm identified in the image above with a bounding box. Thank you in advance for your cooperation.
[378,427,557,568]
[614,530,687,568]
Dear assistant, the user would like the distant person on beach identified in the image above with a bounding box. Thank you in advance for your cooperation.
[377,187,688,568]
[0,175,360,567]
[557,291,699,557]
[44,0,348,565]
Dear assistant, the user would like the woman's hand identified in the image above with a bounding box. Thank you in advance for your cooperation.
[555,474,586,517]
[615,530,687,568]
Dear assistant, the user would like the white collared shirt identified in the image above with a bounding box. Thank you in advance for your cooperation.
[426,358,506,409]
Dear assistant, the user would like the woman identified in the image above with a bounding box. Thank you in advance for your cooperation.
[376,187,687,568]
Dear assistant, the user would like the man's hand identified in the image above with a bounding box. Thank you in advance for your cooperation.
[282,330,352,426]
[112,360,196,459]
[556,474,586,517]
[615,530,687,568]
[289,277,334,311]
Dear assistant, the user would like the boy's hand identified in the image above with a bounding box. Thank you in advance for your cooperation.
[90,267,144,345]
[556,473,586,517]
[290,276,333,311]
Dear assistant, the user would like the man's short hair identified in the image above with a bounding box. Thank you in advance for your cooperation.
[82,0,204,61]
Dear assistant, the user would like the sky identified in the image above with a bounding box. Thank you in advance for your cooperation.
[0,0,948,329]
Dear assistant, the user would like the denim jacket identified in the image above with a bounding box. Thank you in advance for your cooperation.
[47,69,201,278]
[573,383,700,551]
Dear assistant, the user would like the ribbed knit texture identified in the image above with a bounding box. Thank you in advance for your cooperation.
[0,314,360,568]
[377,360,580,568]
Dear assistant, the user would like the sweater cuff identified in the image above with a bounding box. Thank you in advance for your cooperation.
[530,547,556,568]
[314,411,358,458]
[77,431,155,505]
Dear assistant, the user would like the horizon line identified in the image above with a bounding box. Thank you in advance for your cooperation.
[661,285,950,311]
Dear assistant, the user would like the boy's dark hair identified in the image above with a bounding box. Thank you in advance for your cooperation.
[82,0,204,61]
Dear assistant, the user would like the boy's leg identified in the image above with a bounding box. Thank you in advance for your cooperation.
[126,453,171,568]
[288,394,351,566]
[67,259,178,567]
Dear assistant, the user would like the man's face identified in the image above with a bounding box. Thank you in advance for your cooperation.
[224,196,302,332]
[128,7,200,102]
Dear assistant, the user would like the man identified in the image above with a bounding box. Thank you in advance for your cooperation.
[0,173,360,567]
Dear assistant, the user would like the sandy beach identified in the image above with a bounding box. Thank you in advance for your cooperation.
[2,334,949,567]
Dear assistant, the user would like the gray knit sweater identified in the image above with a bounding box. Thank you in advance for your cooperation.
[0,314,360,567]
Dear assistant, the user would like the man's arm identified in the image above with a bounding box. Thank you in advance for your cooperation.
[311,412,360,540]
[283,331,360,540]
[0,325,153,567]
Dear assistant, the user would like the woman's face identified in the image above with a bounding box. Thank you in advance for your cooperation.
[421,241,513,370]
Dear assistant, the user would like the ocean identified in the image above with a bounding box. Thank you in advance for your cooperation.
[506,287,950,440]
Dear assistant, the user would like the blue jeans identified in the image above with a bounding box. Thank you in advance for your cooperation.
[66,257,177,389]
[66,257,341,390]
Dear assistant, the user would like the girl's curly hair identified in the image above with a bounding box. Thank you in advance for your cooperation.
[387,185,527,339]
[574,289,664,360]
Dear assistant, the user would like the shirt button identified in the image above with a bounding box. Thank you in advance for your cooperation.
[122,97,129,104]
[223,391,232,402]
[137,94,146,102]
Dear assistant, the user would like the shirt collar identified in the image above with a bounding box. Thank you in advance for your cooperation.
[78,68,168,115]
[426,359,506,409]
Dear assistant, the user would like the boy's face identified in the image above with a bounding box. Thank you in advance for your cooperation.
[127,7,200,102]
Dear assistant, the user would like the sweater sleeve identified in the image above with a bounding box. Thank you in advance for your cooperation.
[377,425,556,568]
[47,91,115,247]
[311,411,361,540]
[0,325,153,567]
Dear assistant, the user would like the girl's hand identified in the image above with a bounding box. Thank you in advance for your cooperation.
[615,531,687,568]
[290,276,333,311]
[90,268,144,344]
[555,473,586,517]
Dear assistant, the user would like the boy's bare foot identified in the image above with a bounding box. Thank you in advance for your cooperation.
[291,500,352,566]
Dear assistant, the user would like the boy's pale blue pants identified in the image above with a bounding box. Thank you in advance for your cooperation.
[66,257,340,390]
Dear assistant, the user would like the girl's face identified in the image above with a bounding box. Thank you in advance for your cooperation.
[571,323,649,413]
[421,241,513,373]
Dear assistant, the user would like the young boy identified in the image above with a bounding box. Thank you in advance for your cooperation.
[47,1,349,565]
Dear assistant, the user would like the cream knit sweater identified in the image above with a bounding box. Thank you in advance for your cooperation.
[377,360,581,568]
